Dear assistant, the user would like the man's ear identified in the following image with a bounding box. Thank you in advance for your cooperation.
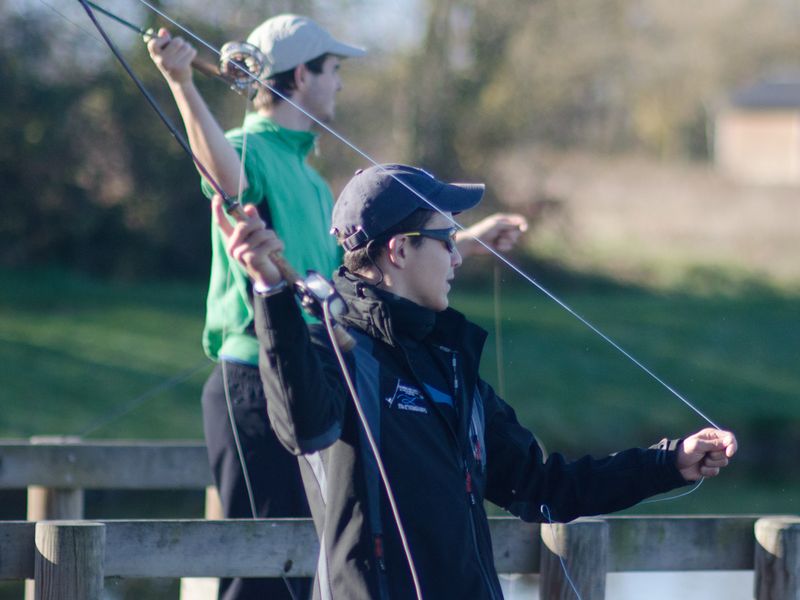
[386,235,408,268]
[293,64,308,90]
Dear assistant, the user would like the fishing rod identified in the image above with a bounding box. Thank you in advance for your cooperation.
[84,0,265,98]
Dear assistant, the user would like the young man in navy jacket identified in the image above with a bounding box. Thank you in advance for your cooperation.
[213,164,737,600]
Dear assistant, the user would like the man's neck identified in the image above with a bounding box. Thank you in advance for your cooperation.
[259,101,314,132]
[355,268,410,302]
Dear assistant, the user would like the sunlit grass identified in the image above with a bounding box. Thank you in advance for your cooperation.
[1,266,798,514]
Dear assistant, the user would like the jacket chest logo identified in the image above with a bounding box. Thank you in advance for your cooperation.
[386,380,429,414]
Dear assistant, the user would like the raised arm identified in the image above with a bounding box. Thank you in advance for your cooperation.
[147,28,248,196]
[211,196,348,454]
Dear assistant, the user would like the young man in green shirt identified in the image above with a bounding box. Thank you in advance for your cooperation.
[149,14,527,600]
[150,15,366,600]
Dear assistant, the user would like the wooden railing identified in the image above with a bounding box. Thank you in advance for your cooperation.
[1,439,798,599]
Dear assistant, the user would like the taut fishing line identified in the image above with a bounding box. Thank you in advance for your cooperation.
[133,0,723,434]
[60,4,731,598]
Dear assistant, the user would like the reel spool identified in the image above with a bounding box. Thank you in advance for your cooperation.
[219,41,266,99]
[295,271,349,322]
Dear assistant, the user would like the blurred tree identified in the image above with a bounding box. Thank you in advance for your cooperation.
[400,0,799,171]
[2,0,798,278]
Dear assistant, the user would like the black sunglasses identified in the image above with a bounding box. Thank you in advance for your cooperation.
[398,228,458,253]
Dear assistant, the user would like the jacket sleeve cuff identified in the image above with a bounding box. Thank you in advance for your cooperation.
[648,437,690,490]
[254,285,302,351]
[296,422,343,454]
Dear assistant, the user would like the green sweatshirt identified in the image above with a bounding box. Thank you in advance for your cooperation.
[201,113,341,364]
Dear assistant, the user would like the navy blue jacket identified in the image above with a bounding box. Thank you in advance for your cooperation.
[254,269,687,600]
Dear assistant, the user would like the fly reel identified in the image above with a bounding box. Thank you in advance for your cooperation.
[219,41,266,99]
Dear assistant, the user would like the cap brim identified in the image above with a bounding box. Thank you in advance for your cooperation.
[436,182,484,215]
[327,40,367,58]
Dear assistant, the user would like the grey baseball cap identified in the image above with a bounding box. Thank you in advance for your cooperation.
[247,14,366,77]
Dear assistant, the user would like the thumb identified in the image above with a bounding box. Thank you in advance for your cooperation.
[510,214,528,232]
[242,203,259,219]
[211,195,233,238]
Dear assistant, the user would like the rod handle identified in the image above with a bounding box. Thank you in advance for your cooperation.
[190,58,222,80]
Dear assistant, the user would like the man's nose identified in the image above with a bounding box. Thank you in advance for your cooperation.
[451,248,462,269]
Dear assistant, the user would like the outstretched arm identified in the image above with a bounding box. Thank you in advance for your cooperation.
[147,28,248,196]
[481,381,738,523]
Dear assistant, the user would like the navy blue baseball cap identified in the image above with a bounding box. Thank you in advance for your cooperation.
[331,164,484,251]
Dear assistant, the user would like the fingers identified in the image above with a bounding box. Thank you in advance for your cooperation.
[701,453,729,469]
[230,227,283,264]
[160,37,196,65]
[677,428,737,481]
[687,437,725,454]
[484,213,529,251]
[500,213,529,233]
[147,28,196,82]
[698,443,731,477]
[147,27,171,54]
[489,213,528,236]
[241,203,259,219]
[212,197,266,239]
[723,432,738,458]
[219,202,283,262]
[686,428,737,455]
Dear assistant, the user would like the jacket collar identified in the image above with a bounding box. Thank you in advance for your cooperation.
[334,269,487,355]
[245,112,317,156]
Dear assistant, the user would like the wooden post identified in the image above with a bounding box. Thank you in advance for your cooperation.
[179,486,224,600]
[26,436,85,521]
[26,437,84,600]
[540,517,608,600]
[27,486,84,521]
[204,485,224,519]
[755,516,800,600]
[34,521,105,600]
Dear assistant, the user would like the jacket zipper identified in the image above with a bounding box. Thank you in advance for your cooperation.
[452,349,500,600]
[464,459,500,600]
[398,343,499,598]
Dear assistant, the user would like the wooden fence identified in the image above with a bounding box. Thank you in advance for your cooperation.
[1,439,798,599]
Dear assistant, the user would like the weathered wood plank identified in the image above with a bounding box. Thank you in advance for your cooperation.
[2,518,543,579]
[103,519,319,577]
[0,441,211,489]
[605,516,757,571]
[0,516,780,581]
[0,521,36,579]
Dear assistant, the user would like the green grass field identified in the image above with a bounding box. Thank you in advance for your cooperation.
[1,266,798,515]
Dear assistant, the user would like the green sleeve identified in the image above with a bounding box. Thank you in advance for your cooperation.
[198,131,263,207]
